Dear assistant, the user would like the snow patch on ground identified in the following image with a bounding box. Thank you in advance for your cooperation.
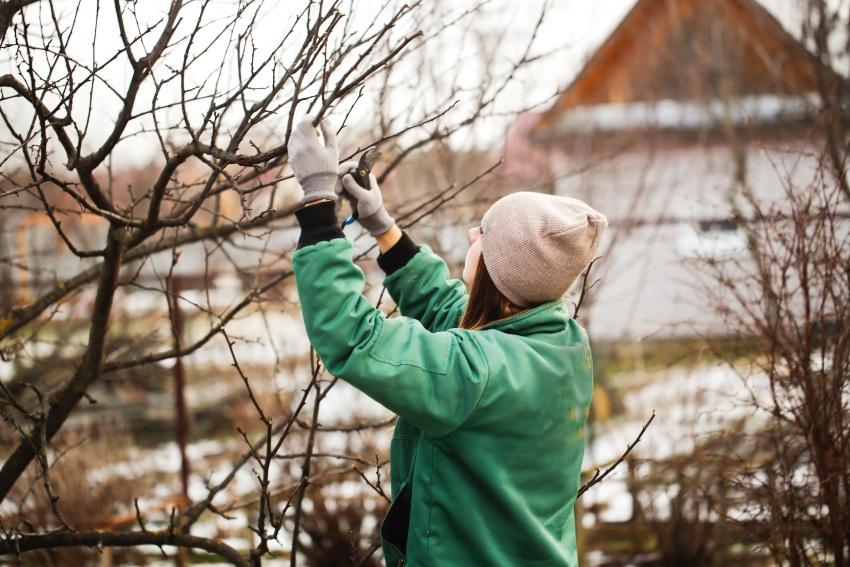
[582,363,768,523]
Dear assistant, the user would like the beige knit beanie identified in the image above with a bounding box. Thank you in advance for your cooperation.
[479,192,608,307]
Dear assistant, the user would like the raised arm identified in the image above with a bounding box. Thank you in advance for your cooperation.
[377,231,468,332]
[340,173,468,332]
[292,203,488,437]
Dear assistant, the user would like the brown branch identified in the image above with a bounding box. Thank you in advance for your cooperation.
[178,357,321,533]
[288,350,324,567]
[0,530,249,566]
[78,0,184,172]
[294,415,396,432]
[572,256,602,320]
[0,226,128,502]
[353,455,391,504]
[0,0,39,43]
[577,411,655,499]
[0,74,121,216]
[0,201,301,340]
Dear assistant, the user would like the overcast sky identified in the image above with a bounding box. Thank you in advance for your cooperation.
[0,1,805,169]
[474,0,805,120]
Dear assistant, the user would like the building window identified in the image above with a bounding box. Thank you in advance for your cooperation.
[677,219,748,259]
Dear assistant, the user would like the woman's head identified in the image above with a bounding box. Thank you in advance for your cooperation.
[459,192,608,329]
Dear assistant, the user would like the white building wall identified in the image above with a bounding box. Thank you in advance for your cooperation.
[552,139,822,341]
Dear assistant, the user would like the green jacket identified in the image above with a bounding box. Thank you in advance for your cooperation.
[292,209,593,566]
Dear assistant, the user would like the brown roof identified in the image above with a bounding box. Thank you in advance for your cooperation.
[535,0,834,135]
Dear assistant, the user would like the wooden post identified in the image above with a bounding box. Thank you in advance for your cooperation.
[0,213,12,313]
[628,457,643,553]
[167,276,190,567]
[714,478,728,566]
[13,217,30,304]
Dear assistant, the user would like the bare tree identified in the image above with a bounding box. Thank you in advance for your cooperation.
[700,1,850,564]
[0,1,583,564]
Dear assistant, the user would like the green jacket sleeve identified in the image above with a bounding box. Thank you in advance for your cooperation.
[382,245,469,332]
[293,238,489,438]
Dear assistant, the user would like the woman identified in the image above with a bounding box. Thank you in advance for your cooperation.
[288,116,607,566]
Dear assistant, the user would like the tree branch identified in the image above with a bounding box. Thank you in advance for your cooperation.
[0,530,249,567]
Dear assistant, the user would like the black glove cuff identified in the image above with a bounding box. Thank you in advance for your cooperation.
[377,232,420,275]
[295,201,345,249]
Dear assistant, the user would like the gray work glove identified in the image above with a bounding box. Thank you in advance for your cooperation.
[287,116,339,204]
[335,160,359,205]
[340,171,396,237]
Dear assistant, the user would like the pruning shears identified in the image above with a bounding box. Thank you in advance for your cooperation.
[340,147,381,229]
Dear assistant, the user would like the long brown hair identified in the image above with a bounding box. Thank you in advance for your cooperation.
[459,255,526,330]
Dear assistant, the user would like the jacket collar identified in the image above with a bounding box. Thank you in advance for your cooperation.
[478,299,571,335]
